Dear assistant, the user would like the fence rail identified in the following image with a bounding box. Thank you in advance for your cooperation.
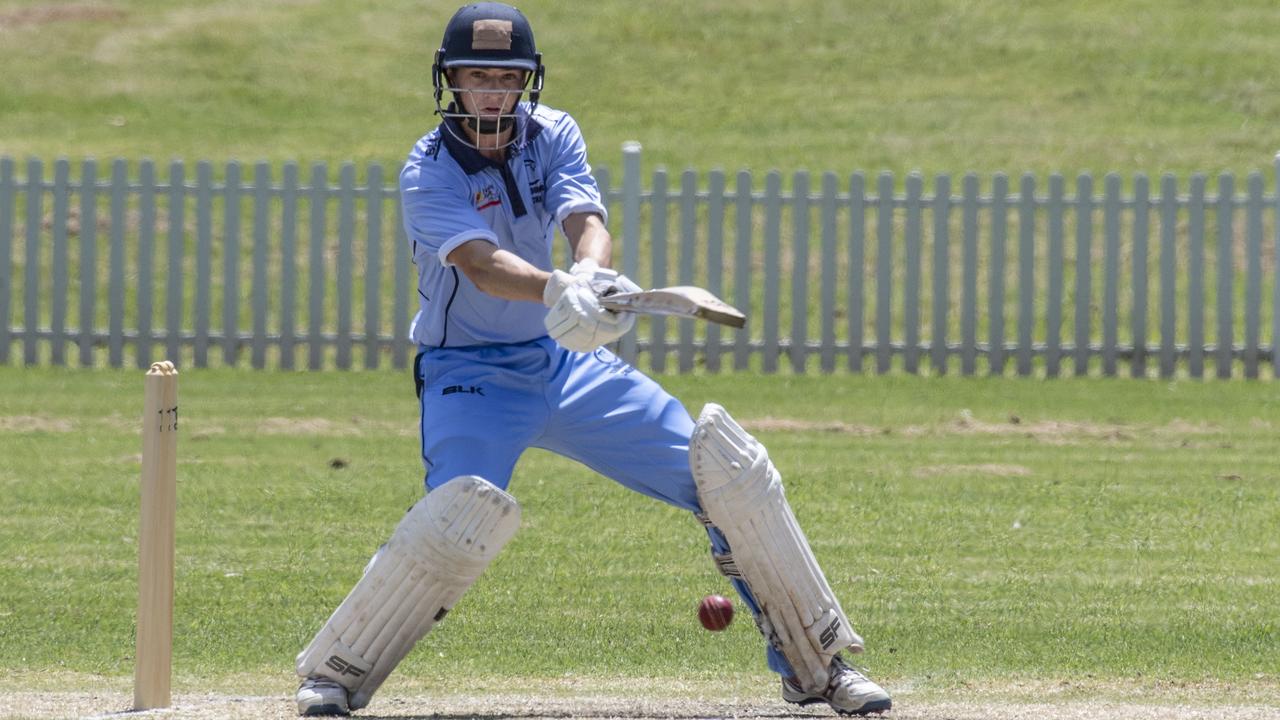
[1,147,1278,377]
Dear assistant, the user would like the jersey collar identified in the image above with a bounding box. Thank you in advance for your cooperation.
[439,105,545,175]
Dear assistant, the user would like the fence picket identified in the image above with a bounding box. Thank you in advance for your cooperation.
[706,169,725,372]
[1074,174,1094,376]
[1159,175,1177,378]
[961,174,979,376]
[24,158,42,366]
[1244,173,1263,379]
[1046,174,1064,377]
[365,163,384,369]
[308,163,327,371]
[1216,173,1234,379]
[252,162,271,370]
[1017,174,1035,377]
[819,172,838,373]
[931,175,951,375]
[280,163,299,370]
[78,160,97,366]
[678,169,697,373]
[650,169,669,372]
[989,174,1008,376]
[790,171,810,374]
[166,161,185,364]
[51,159,70,366]
[903,173,922,374]
[1131,174,1150,377]
[337,163,355,370]
[848,173,866,373]
[876,172,893,374]
[1187,174,1206,379]
[194,161,212,367]
[763,172,781,373]
[733,170,751,371]
[137,160,156,368]
[223,161,242,366]
[0,158,11,364]
[1103,174,1121,376]
[109,159,127,368]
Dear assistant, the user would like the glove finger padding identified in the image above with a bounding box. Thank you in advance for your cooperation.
[569,258,643,297]
[543,269,636,352]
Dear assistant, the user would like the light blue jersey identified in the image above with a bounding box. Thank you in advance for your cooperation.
[400,103,607,347]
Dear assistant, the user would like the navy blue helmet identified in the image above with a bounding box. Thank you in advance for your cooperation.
[432,3,545,147]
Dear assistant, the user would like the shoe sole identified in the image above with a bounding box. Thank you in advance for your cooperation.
[785,696,893,716]
[300,703,350,717]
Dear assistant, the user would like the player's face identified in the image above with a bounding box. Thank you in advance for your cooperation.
[450,67,527,119]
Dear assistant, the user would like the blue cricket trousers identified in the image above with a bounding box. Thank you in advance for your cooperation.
[414,337,791,675]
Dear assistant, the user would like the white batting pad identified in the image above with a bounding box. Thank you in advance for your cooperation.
[296,475,520,710]
[690,403,861,692]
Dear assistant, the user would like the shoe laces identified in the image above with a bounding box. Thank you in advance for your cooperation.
[784,655,870,695]
[829,655,873,686]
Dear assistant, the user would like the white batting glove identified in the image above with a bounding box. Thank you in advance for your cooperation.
[543,268,636,352]
[568,258,643,298]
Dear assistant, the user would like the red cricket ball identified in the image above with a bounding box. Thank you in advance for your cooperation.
[697,594,734,631]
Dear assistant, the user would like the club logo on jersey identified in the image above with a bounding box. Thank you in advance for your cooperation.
[473,185,502,211]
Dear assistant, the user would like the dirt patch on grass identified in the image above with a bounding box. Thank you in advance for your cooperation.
[0,415,75,433]
[913,464,1033,478]
[748,417,880,435]
[254,417,415,438]
[744,413,1232,446]
[0,4,125,30]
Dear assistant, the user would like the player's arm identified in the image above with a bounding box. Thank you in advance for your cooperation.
[446,239,549,303]
[562,212,612,268]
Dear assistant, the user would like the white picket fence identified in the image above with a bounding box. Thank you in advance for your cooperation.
[1,145,1277,377]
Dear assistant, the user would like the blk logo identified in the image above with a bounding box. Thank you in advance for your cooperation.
[442,385,484,396]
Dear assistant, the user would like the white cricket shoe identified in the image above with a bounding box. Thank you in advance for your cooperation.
[296,676,350,716]
[781,655,892,715]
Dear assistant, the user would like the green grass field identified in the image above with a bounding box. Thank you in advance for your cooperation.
[1,368,1277,707]
[2,1,1279,178]
[3,2,1280,716]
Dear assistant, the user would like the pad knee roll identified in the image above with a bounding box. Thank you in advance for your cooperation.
[691,403,861,692]
[296,475,520,710]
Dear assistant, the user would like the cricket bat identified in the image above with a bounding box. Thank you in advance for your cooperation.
[598,286,746,328]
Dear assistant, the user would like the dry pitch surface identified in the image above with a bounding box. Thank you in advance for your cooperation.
[5,678,1277,720]
[5,692,1277,720]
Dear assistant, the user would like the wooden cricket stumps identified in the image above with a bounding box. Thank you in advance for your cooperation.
[135,361,178,710]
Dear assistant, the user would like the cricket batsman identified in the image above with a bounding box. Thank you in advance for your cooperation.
[293,3,892,716]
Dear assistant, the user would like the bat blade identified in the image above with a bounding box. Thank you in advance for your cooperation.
[599,286,746,328]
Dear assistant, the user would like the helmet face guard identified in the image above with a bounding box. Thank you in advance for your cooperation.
[432,53,544,150]
[432,3,545,150]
